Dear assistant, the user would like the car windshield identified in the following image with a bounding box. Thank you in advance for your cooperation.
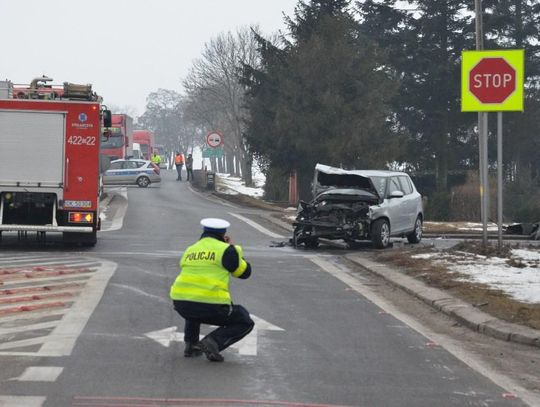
[369,176,387,198]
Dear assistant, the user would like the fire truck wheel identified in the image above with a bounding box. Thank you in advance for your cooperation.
[63,232,97,247]
[137,176,150,188]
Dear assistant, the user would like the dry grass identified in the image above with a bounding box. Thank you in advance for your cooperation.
[374,244,540,330]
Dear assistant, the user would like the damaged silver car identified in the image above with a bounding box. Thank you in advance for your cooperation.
[292,164,424,249]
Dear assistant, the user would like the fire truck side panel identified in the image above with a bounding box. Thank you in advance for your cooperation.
[0,110,65,188]
[0,99,101,242]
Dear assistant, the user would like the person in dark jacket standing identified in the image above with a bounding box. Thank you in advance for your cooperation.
[170,218,254,362]
[185,153,194,181]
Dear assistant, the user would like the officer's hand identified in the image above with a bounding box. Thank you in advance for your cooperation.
[224,235,232,244]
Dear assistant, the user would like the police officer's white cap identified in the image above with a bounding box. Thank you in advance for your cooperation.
[201,218,230,232]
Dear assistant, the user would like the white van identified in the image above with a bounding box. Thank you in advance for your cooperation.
[132,143,143,159]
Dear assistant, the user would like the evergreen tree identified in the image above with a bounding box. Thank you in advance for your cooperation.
[480,0,540,183]
[243,0,397,199]
[358,1,479,219]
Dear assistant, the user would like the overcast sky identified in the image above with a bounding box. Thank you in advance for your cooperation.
[0,0,298,116]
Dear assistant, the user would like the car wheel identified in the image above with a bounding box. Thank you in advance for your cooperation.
[292,227,303,249]
[407,216,423,244]
[371,219,390,249]
[137,176,150,188]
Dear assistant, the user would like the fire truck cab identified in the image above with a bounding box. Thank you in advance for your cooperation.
[0,77,112,246]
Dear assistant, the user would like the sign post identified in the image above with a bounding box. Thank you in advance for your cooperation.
[462,49,524,248]
[203,131,224,160]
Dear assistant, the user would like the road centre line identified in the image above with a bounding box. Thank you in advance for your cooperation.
[308,256,540,407]
[228,212,285,239]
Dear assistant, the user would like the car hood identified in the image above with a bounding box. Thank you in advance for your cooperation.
[313,164,380,200]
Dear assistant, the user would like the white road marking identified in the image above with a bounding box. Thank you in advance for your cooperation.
[99,187,128,232]
[37,260,116,357]
[228,212,285,239]
[0,396,45,406]
[14,366,63,382]
[309,255,540,407]
[0,309,67,323]
[0,257,117,357]
[109,283,169,304]
[0,336,49,350]
[145,315,284,356]
[0,321,58,336]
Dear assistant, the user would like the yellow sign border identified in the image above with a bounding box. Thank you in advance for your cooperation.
[461,49,524,112]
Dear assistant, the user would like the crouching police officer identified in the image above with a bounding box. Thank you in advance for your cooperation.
[170,218,254,362]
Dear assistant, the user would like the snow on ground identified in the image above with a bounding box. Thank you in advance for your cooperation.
[424,221,500,232]
[412,249,540,304]
[216,172,265,198]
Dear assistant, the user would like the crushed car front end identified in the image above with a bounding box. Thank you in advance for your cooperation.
[292,164,381,248]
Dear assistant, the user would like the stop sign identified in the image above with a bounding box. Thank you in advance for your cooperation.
[469,58,516,103]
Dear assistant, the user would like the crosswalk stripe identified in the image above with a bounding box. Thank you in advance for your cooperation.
[0,321,58,336]
[0,309,67,323]
[0,274,92,287]
[15,366,64,382]
[0,335,49,350]
[0,396,45,406]
[0,256,116,358]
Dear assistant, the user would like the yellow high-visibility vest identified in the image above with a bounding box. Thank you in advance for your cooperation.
[170,237,238,304]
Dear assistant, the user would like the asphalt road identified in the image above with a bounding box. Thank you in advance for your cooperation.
[0,170,533,406]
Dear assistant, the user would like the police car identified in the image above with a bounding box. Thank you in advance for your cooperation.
[102,159,161,188]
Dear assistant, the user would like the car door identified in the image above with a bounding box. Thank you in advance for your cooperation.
[122,160,140,184]
[103,161,124,185]
[385,176,407,233]
[398,175,419,232]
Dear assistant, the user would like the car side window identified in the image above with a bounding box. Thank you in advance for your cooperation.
[109,162,123,170]
[124,161,138,169]
[389,177,402,194]
[134,161,145,168]
[398,176,413,195]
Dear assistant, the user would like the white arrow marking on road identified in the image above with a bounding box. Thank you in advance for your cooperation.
[144,315,284,356]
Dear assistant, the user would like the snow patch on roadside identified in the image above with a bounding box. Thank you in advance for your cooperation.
[412,249,540,303]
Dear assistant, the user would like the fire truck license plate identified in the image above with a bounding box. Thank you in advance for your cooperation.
[65,200,92,208]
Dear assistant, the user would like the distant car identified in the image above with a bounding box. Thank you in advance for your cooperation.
[293,164,423,249]
[102,159,161,188]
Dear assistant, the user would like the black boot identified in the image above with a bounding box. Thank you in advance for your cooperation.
[184,342,203,357]
[200,337,224,362]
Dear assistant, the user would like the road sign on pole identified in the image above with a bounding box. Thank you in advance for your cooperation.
[206,132,223,148]
[462,49,524,249]
[202,148,223,158]
[462,50,524,112]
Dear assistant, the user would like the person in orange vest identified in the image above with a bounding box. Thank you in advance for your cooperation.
[175,152,184,181]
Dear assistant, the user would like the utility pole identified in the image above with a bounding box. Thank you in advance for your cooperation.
[475,0,489,247]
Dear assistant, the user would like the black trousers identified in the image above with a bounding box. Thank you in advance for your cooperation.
[173,300,254,351]
[186,168,193,181]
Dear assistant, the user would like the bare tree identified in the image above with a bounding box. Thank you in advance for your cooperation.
[138,89,194,154]
[183,26,261,185]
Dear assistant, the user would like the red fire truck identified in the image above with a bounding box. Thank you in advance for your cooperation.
[0,78,112,246]
[100,113,134,161]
